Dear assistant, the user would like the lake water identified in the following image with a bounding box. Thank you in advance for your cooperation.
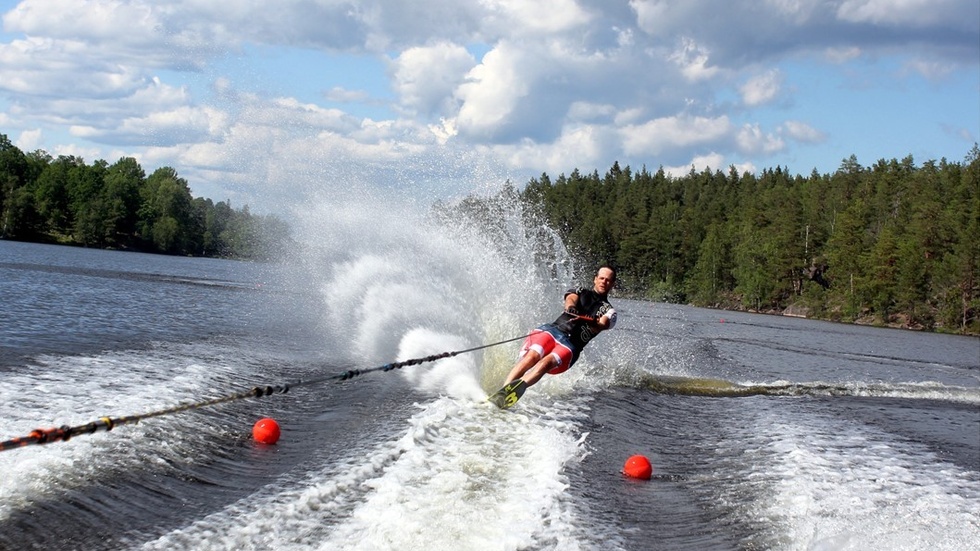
[1,211,978,551]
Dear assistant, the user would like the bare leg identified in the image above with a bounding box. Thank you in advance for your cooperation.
[505,350,541,384]
[491,351,560,409]
[520,355,559,387]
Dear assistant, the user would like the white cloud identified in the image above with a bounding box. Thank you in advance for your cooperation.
[740,70,782,106]
[20,78,192,136]
[0,37,150,98]
[737,123,786,155]
[429,118,458,145]
[69,105,229,146]
[613,108,646,126]
[902,58,956,80]
[731,160,757,175]
[325,87,371,103]
[491,123,610,175]
[620,115,732,156]
[2,0,221,72]
[764,0,822,24]
[390,42,476,117]
[669,37,720,82]
[16,128,43,151]
[781,120,826,143]
[454,42,528,139]
[49,142,103,161]
[630,0,672,36]
[836,0,970,28]
[4,0,159,45]
[567,101,617,122]
[268,97,360,134]
[662,152,727,177]
[483,0,593,34]
[0,0,975,211]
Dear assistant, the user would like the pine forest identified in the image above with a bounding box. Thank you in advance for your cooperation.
[517,147,979,334]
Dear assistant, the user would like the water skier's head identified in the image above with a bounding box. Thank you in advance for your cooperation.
[594,265,616,295]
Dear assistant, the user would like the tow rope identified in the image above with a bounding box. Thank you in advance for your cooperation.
[0,333,529,452]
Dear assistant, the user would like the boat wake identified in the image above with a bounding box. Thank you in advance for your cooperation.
[632,374,980,404]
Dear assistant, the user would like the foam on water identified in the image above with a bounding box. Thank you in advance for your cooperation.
[138,393,596,550]
[729,401,980,550]
[0,342,258,521]
[318,397,593,550]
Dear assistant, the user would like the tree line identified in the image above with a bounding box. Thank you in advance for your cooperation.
[516,147,979,334]
[0,134,290,259]
[4,128,977,333]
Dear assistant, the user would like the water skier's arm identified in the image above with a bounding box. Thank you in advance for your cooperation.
[563,291,579,312]
[594,307,616,331]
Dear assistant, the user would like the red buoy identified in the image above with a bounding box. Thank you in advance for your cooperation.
[252,418,281,445]
[623,454,653,480]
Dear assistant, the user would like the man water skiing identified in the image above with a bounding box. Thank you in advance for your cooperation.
[489,266,618,408]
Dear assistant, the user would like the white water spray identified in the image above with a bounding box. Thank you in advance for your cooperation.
[290,188,576,397]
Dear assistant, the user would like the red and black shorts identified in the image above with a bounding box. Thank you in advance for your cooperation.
[518,324,575,374]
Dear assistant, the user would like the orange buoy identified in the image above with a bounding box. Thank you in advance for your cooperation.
[623,454,652,480]
[252,417,281,445]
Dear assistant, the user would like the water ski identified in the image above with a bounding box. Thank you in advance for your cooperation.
[487,379,528,409]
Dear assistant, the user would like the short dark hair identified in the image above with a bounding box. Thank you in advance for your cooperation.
[596,265,617,282]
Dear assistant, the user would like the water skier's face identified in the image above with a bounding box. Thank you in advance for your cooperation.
[594,268,615,295]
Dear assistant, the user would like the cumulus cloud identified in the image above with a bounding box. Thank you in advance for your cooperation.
[669,37,720,82]
[781,120,826,143]
[325,86,371,103]
[0,0,975,210]
[568,101,618,123]
[630,0,671,35]
[836,0,970,29]
[69,105,229,146]
[737,124,785,155]
[0,37,150,98]
[4,0,160,46]
[390,42,476,117]
[453,42,528,140]
[484,0,593,34]
[662,152,727,178]
[740,70,782,106]
[764,0,822,24]
[492,123,612,175]
[16,128,43,151]
[620,115,732,156]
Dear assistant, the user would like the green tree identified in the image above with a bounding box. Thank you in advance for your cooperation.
[894,235,929,326]
[863,222,900,322]
[686,222,731,304]
[0,134,30,237]
[824,199,868,319]
[34,156,79,235]
[138,167,195,254]
[934,146,980,332]
[102,157,145,247]
[505,149,978,332]
[219,205,259,258]
[69,159,108,246]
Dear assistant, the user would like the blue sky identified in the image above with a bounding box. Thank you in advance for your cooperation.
[0,0,977,213]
